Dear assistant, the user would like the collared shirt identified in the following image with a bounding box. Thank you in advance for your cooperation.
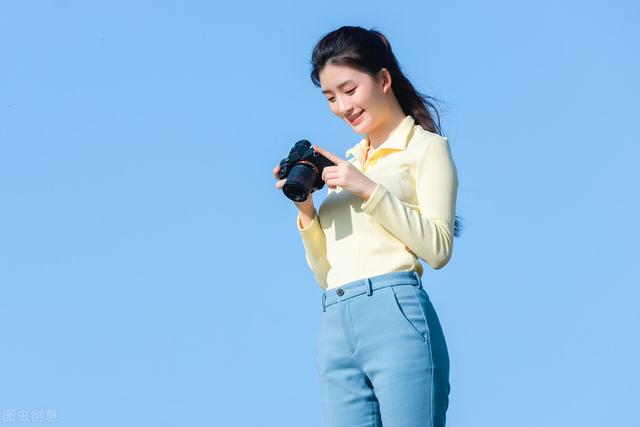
[296,114,459,290]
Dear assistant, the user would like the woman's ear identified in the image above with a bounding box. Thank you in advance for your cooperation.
[378,68,392,94]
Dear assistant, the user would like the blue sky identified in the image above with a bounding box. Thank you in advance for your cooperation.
[1,1,638,426]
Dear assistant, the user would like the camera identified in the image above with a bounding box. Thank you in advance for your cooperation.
[278,139,336,202]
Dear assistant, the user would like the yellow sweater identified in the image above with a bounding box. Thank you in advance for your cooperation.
[296,115,458,290]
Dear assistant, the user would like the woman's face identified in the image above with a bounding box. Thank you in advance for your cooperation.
[319,63,391,135]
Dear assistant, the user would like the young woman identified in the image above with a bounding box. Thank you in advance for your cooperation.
[273,25,462,427]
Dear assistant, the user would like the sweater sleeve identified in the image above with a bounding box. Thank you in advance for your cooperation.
[360,136,458,269]
[296,210,331,289]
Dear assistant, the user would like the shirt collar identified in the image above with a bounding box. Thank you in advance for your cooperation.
[345,115,415,165]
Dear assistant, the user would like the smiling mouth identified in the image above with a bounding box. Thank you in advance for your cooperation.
[347,111,364,123]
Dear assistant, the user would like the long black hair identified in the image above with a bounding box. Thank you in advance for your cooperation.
[310,25,464,238]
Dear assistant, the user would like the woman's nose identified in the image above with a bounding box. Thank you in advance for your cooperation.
[338,100,354,116]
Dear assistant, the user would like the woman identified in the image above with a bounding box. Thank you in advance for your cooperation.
[273,25,461,427]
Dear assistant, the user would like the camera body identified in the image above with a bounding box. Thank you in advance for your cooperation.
[278,139,336,202]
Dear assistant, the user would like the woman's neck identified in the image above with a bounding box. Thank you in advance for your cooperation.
[366,105,408,151]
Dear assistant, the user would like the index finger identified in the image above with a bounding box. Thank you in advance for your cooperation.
[313,144,343,165]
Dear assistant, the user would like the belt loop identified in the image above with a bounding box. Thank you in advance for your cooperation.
[366,278,373,296]
[322,292,326,312]
[413,270,422,287]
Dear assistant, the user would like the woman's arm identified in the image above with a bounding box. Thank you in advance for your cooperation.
[297,208,331,290]
[360,136,458,269]
[274,163,331,289]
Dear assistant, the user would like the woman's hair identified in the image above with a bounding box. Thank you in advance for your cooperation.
[310,25,464,238]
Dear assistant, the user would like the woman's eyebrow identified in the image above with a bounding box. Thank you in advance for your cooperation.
[321,80,356,94]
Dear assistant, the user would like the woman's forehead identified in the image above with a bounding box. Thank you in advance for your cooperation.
[320,65,368,88]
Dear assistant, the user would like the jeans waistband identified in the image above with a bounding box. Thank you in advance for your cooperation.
[322,270,422,312]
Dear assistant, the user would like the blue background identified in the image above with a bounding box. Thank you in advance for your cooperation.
[1,1,638,426]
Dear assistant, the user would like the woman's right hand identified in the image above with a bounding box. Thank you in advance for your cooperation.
[273,164,316,217]
[273,164,288,191]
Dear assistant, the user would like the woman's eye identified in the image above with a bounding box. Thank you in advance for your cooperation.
[326,88,355,103]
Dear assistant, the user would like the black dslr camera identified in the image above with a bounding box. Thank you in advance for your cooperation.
[278,139,336,202]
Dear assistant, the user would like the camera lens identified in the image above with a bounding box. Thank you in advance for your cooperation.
[282,163,317,202]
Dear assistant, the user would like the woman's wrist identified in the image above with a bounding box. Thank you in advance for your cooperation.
[294,197,315,218]
[359,179,379,201]
[295,201,316,230]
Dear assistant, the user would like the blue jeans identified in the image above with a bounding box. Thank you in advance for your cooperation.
[315,270,450,427]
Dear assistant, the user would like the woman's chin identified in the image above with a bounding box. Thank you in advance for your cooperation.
[349,117,370,134]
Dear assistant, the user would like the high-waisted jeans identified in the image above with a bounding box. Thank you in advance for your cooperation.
[314,270,450,427]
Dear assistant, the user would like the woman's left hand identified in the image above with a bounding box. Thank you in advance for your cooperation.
[313,144,378,201]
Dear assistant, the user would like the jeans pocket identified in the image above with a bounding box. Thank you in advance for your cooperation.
[390,285,430,343]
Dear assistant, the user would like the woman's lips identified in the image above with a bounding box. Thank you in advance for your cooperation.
[349,111,364,125]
